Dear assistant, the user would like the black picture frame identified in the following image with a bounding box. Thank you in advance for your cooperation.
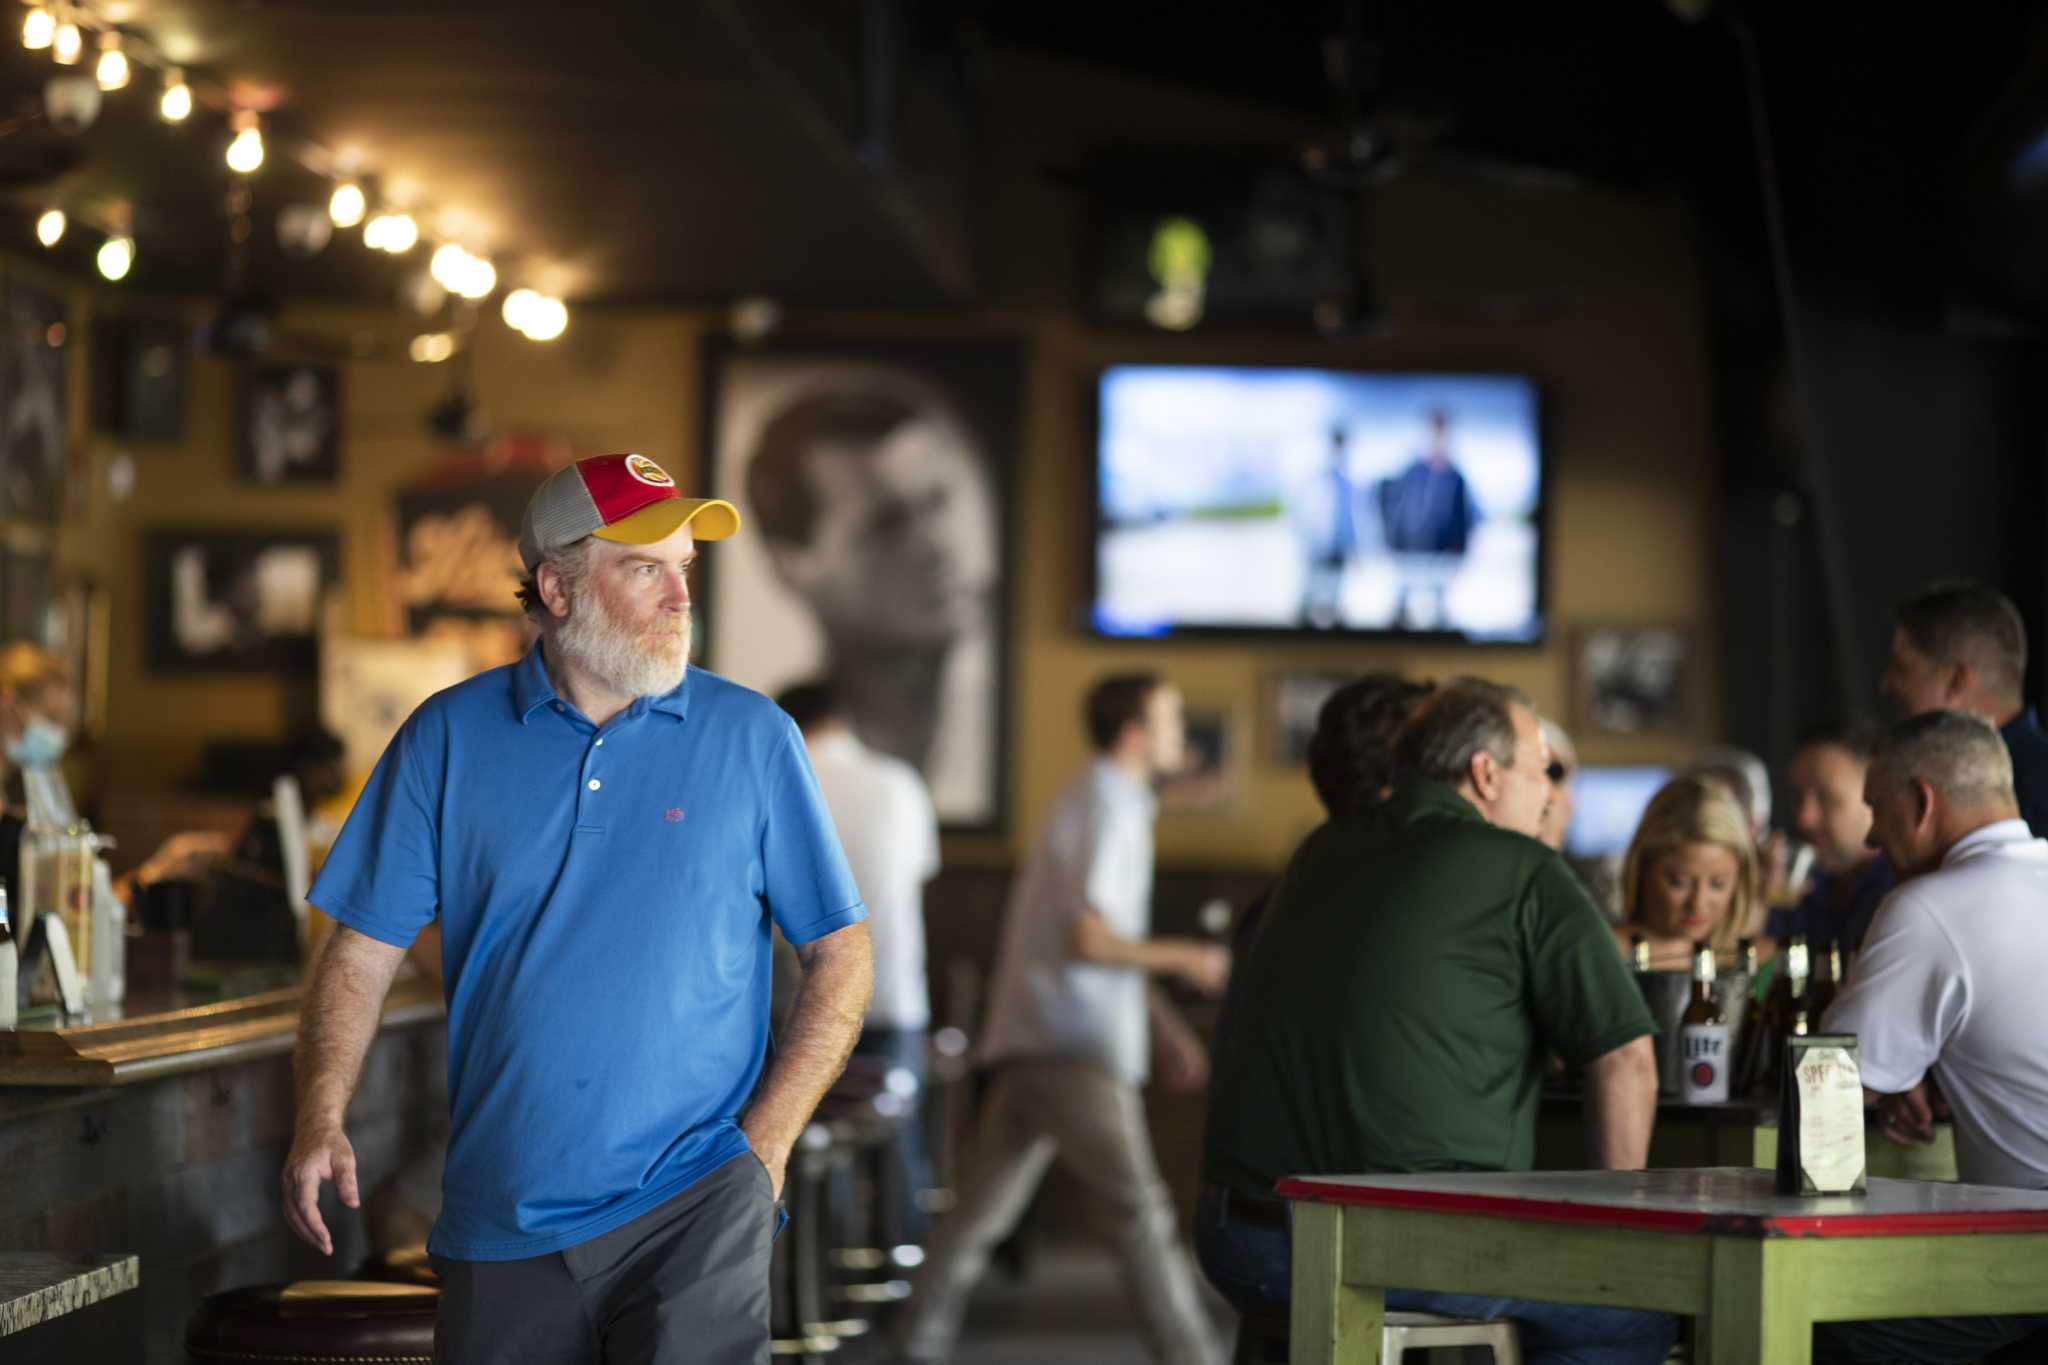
[700,335,1022,835]
[143,528,340,674]
[0,277,70,524]
[238,363,342,484]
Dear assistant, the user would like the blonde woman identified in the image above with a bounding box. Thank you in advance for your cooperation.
[1610,775,1761,972]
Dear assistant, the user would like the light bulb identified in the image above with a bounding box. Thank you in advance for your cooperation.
[51,16,79,64]
[522,296,567,342]
[456,255,495,300]
[429,243,469,290]
[328,182,365,229]
[34,208,64,247]
[22,6,53,49]
[409,333,454,364]
[159,69,190,122]
[366,212,417,253]
[226,117,264,174]
[94,33,126,90]
[501,288,540,332]
[96,235,133,281]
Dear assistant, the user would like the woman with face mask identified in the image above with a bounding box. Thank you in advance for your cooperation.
[0,642,231,920]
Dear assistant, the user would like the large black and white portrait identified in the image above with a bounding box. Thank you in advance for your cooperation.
[1573,623,1692,737]
[240,363,341,484]
[705,337,1020,832]
[0,280,68,523]
[144,528,339,673]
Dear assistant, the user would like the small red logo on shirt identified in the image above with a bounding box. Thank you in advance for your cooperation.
[665,807,685,822]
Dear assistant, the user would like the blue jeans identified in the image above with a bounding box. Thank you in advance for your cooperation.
[1194,1184,1678,1365]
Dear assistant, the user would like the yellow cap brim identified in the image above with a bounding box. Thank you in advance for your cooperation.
[592,497,742,546]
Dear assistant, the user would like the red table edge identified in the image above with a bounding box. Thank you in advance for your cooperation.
[1274,1176,2048,1239]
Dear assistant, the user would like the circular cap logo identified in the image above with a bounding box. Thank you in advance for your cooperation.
[624,454,674,488]
[1691,1062,1716,1086]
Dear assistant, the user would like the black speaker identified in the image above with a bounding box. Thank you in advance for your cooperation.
[94,315,189,441]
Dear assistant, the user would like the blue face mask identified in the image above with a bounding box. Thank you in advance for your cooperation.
[7,716,68,769]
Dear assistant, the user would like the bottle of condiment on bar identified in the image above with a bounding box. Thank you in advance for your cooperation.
[0,886,15,1029]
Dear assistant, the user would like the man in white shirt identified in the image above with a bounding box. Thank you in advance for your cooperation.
[896,673,1230,1365]
[1818,709,2048,1364]
[780,680,942,1248]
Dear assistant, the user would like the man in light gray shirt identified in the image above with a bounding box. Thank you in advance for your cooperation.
[1818,710,2048,1364]
[897,672,1229,1365]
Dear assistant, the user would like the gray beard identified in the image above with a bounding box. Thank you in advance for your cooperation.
[556,591,689,699]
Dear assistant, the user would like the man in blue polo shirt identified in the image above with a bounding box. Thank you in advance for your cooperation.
[282,453,874,1365]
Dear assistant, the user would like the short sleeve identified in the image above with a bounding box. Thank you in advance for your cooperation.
[1080,798,1144,929]
[306,718,441,949]
[910,772,941,883]
[1822,889,1965,1093]
[761,721,868,945]
[1522,855,1658,1066]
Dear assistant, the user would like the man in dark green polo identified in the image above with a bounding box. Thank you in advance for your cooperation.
[1200,678,1672,1365]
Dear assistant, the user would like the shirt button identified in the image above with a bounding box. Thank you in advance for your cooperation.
[594,738,604,747]
[588,779,601,791]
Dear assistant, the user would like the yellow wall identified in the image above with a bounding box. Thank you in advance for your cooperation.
[47,169,1714,874]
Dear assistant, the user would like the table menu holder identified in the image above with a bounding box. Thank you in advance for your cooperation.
[1776,1032,1868,1195]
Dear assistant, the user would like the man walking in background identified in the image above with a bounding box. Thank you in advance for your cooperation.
[897,672,1229,1365]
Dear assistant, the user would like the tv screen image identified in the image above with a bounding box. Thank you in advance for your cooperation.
[1093,366,1543,641]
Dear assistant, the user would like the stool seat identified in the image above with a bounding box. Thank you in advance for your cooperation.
[186,1280,438,1364]
[1233,1301,1522,1365]
[357,1245,440,1287]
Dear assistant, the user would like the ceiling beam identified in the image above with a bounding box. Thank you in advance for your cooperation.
[704,0,979,304]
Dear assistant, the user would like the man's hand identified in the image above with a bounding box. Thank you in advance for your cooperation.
[1876,1082,1938,1147]
[1154,1025,1210,1093]
[281,1120,359,1255]
[741,1123,791,1199]
[1175,943,1231,997]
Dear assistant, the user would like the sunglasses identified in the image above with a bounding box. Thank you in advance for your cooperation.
[1546,760,1570,784]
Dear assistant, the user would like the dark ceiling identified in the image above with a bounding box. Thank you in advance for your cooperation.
[4,1,2048,321]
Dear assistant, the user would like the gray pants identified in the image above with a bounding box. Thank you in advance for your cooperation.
[433,1151,776,1365]
[897,1060,1223,1365]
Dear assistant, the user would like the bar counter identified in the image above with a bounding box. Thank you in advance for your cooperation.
[0,970,447,1364]
[1536,1093,1960,1181]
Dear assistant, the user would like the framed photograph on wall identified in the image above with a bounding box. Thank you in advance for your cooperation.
[702,336,1022,833]
[0,278,69,524]
[1159,705,1241,814]
[239,363,342,484]
[143,528,340,673]
[1572,622,1693,737]
[1265,668,1355,766]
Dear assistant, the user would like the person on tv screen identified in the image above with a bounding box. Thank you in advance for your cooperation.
[1377,407,1480,629]
[1291,425,1363,629]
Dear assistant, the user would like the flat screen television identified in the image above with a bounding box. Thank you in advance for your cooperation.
[1091,365,1545,641]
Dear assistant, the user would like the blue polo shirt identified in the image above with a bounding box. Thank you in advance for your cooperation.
[309,646,866,1261]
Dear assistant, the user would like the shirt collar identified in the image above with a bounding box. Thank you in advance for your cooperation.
[2001,706,2043,744]
[1942,818,2039,868]
[508,641,692,725]
[1386,778,1486,827]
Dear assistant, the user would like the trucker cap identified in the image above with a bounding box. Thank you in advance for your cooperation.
[517,453,740,573]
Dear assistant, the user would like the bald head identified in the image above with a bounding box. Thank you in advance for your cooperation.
[1865,710,2019,876]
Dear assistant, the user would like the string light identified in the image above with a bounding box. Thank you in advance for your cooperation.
[159,67,190,122]
[364,211,417,253]
[35,209,65,247]
[225,110,263,173]
[409,333,454,364]
[51,10,80,64]
[95,235,132,281]
[502,288,567,341]
[93,30,127,90]
[430,243,495,300]
[328,182,365,229]
[22,5,53,49]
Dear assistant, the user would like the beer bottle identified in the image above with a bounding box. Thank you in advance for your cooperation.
[1808,940,1843,1023]
[1680,941,1730,1103]
[1785,936,1813,1038]
[1628,932,1651,973]
[1737,937,1759,979]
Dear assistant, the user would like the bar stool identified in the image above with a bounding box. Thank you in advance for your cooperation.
[1233,1299,1522,1364]
[356,1244,439,1287]
[185,1280,438,1364]
[770,1121,841,1360]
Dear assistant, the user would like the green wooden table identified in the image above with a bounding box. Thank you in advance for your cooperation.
[1281,1167,2048,1365]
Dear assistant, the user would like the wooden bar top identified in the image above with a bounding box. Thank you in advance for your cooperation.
[0,972,443,1087]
